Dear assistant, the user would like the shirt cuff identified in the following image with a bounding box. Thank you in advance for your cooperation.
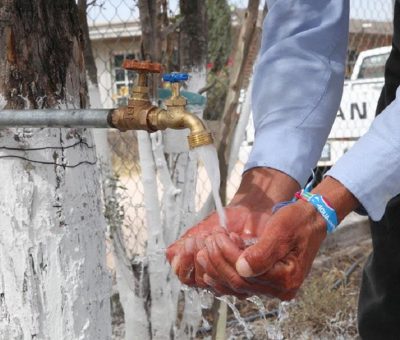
[327,132,400,221]
[244,119,325,187]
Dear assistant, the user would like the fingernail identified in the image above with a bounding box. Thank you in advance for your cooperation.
[185,266,194,280]
[171,256,180,274]
[227,232,244,248]
[236,257,254,277]
[184,237,195,253]
[203,274,216,286]
[196,254,207,269]
[205,237,214,253]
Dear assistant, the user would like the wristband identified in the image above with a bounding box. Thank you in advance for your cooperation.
[272,172,339,233]
[295,190,338,233]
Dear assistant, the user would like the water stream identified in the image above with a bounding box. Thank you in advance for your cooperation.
[218,296,254,339]
[195,144,272,338]
[196,144,227,228]
[146,142,279,339]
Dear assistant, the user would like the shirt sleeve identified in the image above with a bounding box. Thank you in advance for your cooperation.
[327,87,400,221]
[245,0,350,187]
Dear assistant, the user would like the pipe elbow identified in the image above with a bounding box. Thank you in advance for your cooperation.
[181,112,207,135]
[147,107,214,149]
[181,112,213,149]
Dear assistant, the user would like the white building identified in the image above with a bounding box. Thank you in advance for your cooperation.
[89,20,142,108]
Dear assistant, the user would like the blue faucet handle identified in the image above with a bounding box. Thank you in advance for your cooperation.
[162,73,189,83]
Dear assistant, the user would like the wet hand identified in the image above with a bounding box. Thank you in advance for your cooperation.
[165,213,225,286]
[166,167,300,291]
[202,176,358,300]
[165,204,268,287]
[167,168,299,294]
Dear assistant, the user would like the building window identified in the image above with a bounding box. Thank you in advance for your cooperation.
[112,53,136,106]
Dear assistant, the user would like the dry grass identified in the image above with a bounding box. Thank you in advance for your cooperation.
[279,270,359,339]
[222,241,371,339]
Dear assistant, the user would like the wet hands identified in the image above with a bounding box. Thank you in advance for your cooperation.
[184,176,358,300]
[166,168,358,300]
[165,203,271,288]
[166,167,307,298]
[194,200,327,300]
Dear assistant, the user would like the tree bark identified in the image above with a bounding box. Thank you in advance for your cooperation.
[77,0,113,216]
[138,0,168,63]
[123,2,209,338]
[217,0,260,204]
[179,0,208,74]
[77,0,98,87]
[175,3,209,338]
[0,1,111,339]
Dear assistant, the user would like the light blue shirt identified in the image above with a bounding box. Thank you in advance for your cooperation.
[245,0,400,221]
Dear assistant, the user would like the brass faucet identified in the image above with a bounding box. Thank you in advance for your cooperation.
[110,60,213,149]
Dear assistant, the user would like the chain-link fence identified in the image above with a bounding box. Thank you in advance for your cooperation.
[237,0,394,184]
[317,0,393,182]
[87,0,394,337]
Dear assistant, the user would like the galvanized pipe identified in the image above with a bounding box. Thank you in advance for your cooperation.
[0,109,114,128]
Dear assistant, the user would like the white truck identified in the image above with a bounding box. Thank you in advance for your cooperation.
[319,45,390,167]
[239,46,391,169]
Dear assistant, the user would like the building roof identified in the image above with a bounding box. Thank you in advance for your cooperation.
[349,19,392,35]
[88,15,392,40]
[89,20,141,40]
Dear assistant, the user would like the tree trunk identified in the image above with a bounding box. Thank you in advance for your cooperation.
[77,0,112,168]
[116,2,209,338]
[217,0,260,204]
[0,1,111,339]
[179,0,208,75]
[228,77,253,176]
[173,3,209,337]
[138,0,168,63]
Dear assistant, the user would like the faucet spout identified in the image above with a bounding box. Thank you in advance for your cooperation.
[148,107,213,149]
[109,63,213,149]
[180,110,214,149]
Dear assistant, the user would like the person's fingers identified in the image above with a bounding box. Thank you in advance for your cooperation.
[236,218,292,277]
[176,237,197,285]
[213,233,287,294]
[206,240,249,294]
[203,274,249,299]
[214,232,243,265]
[228,232,246,250]
[167,211,224,265]
[196,246,220,278]
[168,227,221,284]
[205,236,275,295]
[246,255,300,291]
[195,248,219,288]
[166,238,184,263]
[181,212,222,239]
[194,258,207,289]
[171,254,180,275]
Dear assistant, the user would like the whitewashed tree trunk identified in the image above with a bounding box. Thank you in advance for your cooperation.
[79,0,112,172]
[114,131,157,340]
[135,130,190,339]
[174,71,207,340]
[113,223,150,340]
[0,129,111,340]
[115,1,209,337]
[228,79,253,175]
[0,1,111,339]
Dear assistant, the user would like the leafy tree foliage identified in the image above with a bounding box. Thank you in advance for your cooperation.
[204,0,232,120]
